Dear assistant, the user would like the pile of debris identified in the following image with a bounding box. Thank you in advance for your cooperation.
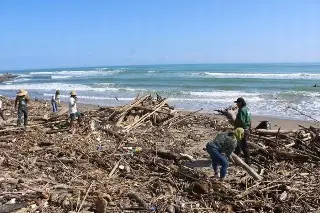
[1,95,320,213]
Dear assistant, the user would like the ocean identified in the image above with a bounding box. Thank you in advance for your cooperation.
[1,63,320,121]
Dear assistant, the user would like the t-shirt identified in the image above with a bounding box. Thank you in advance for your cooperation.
[69,97,77,114]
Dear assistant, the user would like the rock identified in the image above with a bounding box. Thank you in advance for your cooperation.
[165,205,175,213]
[188,181,210,194]
[95,196,108,213]
[108,202,117,206]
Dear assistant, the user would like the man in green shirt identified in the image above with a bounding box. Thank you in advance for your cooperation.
[233,97,252,164]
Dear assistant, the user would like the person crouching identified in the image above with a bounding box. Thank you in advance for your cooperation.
[206,128,244,180]
[69,90,81,128]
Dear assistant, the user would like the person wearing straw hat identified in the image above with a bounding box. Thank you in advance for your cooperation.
[233,97,252,165]
[14,89,30,127]
[205,128,244,180]
[69,90,81,128]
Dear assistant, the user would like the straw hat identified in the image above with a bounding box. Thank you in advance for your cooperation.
[70,90,77,96]
[17,89,27,96]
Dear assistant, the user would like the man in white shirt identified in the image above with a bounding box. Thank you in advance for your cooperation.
[69,90,81,128]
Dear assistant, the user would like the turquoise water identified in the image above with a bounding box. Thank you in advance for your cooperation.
[1,63,320,120]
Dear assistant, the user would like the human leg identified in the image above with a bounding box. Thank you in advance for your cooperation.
[0,109,6,121]
[210,150,229,178]
[240,129,251,164]
[23,107,28,126]
[206,143,219,174]
[17,108,23,126]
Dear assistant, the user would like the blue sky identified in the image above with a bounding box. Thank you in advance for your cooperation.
[0,0,319,70]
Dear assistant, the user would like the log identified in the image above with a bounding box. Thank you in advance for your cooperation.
[230,153,263,181]
[0,203,28,213]
[131,106,173,115]
[255,129,297,135]
[127,192,148,208]
[270,149,311,161]
[46,128,70,134]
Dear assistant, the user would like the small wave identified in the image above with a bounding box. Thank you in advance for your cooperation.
[148,70,157,73]
[0,83,145,93]
[188,90,261,97]
[94,83,115,86]
[42,93,134,101]
[51,76,72,79]
[193,72,320,80]
[29,69,125,76]
[18,74,31,78]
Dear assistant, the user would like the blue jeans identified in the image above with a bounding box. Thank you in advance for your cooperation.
[52,102,58,112]
[206,143,229,178]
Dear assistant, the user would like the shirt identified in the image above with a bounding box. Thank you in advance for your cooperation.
[207,133,237,157]
[0,100,2,109]
[69,97,77,114]
[15,95,29,108]
[234,106,251,129]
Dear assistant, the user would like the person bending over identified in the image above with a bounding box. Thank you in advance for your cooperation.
[206,128,244,180]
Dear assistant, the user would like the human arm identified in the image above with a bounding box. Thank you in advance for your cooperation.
[14,96,18,109]
[25,94,30,102]
[233,109,245,128]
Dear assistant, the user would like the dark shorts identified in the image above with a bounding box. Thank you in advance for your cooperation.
[69,111,81,120]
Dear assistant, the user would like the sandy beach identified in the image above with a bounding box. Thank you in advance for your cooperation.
[56,100,319,130]
[1,94,320,212]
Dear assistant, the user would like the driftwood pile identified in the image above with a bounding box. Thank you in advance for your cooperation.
[1,95,320,213]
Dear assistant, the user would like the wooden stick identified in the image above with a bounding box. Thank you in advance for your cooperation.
[230,153,263,181]
[46,128,70,134]
[115,94,151,126]
[108,158,122,178]
[126,100,167,131]
[255,129,297,135]
[77,180,94,213]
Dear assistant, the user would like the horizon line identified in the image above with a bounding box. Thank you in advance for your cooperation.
[1,61,320,72]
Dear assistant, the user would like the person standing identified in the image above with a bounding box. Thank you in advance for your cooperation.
[206,128,244,180]
[233,97,252,164]
[55,90,60,103]
[69,90,81,128]
[51,95,57,112]
[14,89,30,127]
[0,98,7,121]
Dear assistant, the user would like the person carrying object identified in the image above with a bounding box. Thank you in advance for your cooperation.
[51,95,57,112]
[69,90,81,128]
[205,128,244,180]
[14,89,30,127]
[233,97,252,164]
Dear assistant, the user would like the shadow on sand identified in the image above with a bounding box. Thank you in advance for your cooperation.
[184,159,212,168]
